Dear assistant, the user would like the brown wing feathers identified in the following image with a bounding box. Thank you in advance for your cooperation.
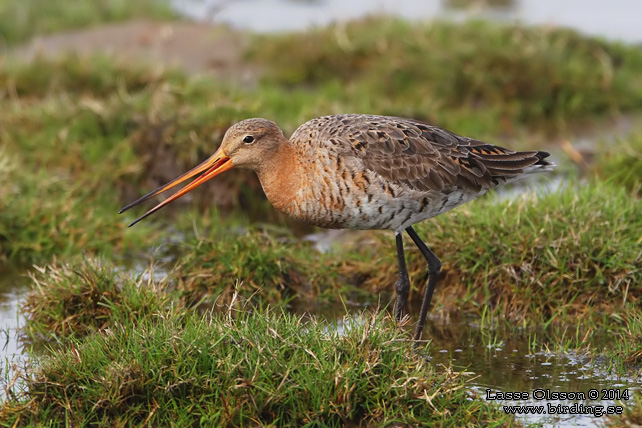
[332,115,550,193]
[459,145,545,175]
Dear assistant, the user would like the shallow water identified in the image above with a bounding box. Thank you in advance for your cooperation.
[0,267,28,358]
[427,320,641,427]
[2,0,640,420]
[3,258,640,425]
[331,314,642,427]
[0,266,30,400]
[173,0,642,43]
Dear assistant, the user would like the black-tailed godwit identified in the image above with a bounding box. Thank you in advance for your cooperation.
[120,114,554,342]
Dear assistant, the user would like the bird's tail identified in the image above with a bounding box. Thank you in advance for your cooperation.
[524,151,555,174]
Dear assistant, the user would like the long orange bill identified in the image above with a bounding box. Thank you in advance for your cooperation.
[119,147,233,227]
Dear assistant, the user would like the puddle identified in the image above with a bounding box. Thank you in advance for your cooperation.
[494,174,567,202]
[0,267,29,364]
[427,320,642,427]
[113,250,175,284]
[2,259,639,426]
[173,0,642,43]
[2,0,640,419]
[313,310,641,426]
[0,266,30,400]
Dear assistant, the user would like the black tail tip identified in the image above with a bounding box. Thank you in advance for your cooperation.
[535,151,552,165]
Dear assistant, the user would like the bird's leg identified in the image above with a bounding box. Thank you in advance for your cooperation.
[393,231,411,322]
[405,226,441,343]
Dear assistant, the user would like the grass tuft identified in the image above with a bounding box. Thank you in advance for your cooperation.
[20,258,174,342]
[607,312,642,375]
[168,180,641,329]
[0,54,186,98]
[175,229,322,309]
[409,180,641,326]
[605,390,642,427]
[2,308,516,427]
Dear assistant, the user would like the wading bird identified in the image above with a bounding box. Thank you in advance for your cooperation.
[120,114,553,342]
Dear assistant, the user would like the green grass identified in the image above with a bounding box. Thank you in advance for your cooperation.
[0,147,159,263]
[20,258,175,342]
[0,56,176,262]
[605,312,642,376]
[174,228,323,309]
[249,18,642,136]
[19,176,642,344]
[171,223,379,312]
[0,54,187,98]
[172,180,641,329]
[396,180,641,327]
[0,0,176,45]
[2,16,642,425]
[605,390,642,427]
[3,21,642,262]
[0,55,258,262]
[1,306,517,427]
[591,131,642,195]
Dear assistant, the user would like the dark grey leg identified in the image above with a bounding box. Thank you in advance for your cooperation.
[406,226,441,342]
[393,231,410,322]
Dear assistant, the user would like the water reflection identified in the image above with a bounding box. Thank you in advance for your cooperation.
[427,319,641,427]
[315,312,641,426]
[0,267,30,400]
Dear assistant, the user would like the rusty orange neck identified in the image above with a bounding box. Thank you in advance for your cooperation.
[255,142,303,217]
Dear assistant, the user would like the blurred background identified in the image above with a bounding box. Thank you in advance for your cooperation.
[175,0,642,40]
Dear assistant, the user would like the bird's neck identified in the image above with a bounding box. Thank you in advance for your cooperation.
[256,142,304,217]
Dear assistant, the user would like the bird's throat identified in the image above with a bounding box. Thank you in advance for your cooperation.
[256,143,304,219]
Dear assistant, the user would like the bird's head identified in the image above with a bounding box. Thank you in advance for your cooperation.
[119,118,286,226]
[218,118,286,169]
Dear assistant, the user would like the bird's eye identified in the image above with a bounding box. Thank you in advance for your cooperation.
[243,135,255,144]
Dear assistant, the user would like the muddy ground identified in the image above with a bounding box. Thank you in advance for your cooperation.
[8,19,258,82]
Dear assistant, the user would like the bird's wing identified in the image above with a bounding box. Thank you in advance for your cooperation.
[320,114,546,193]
